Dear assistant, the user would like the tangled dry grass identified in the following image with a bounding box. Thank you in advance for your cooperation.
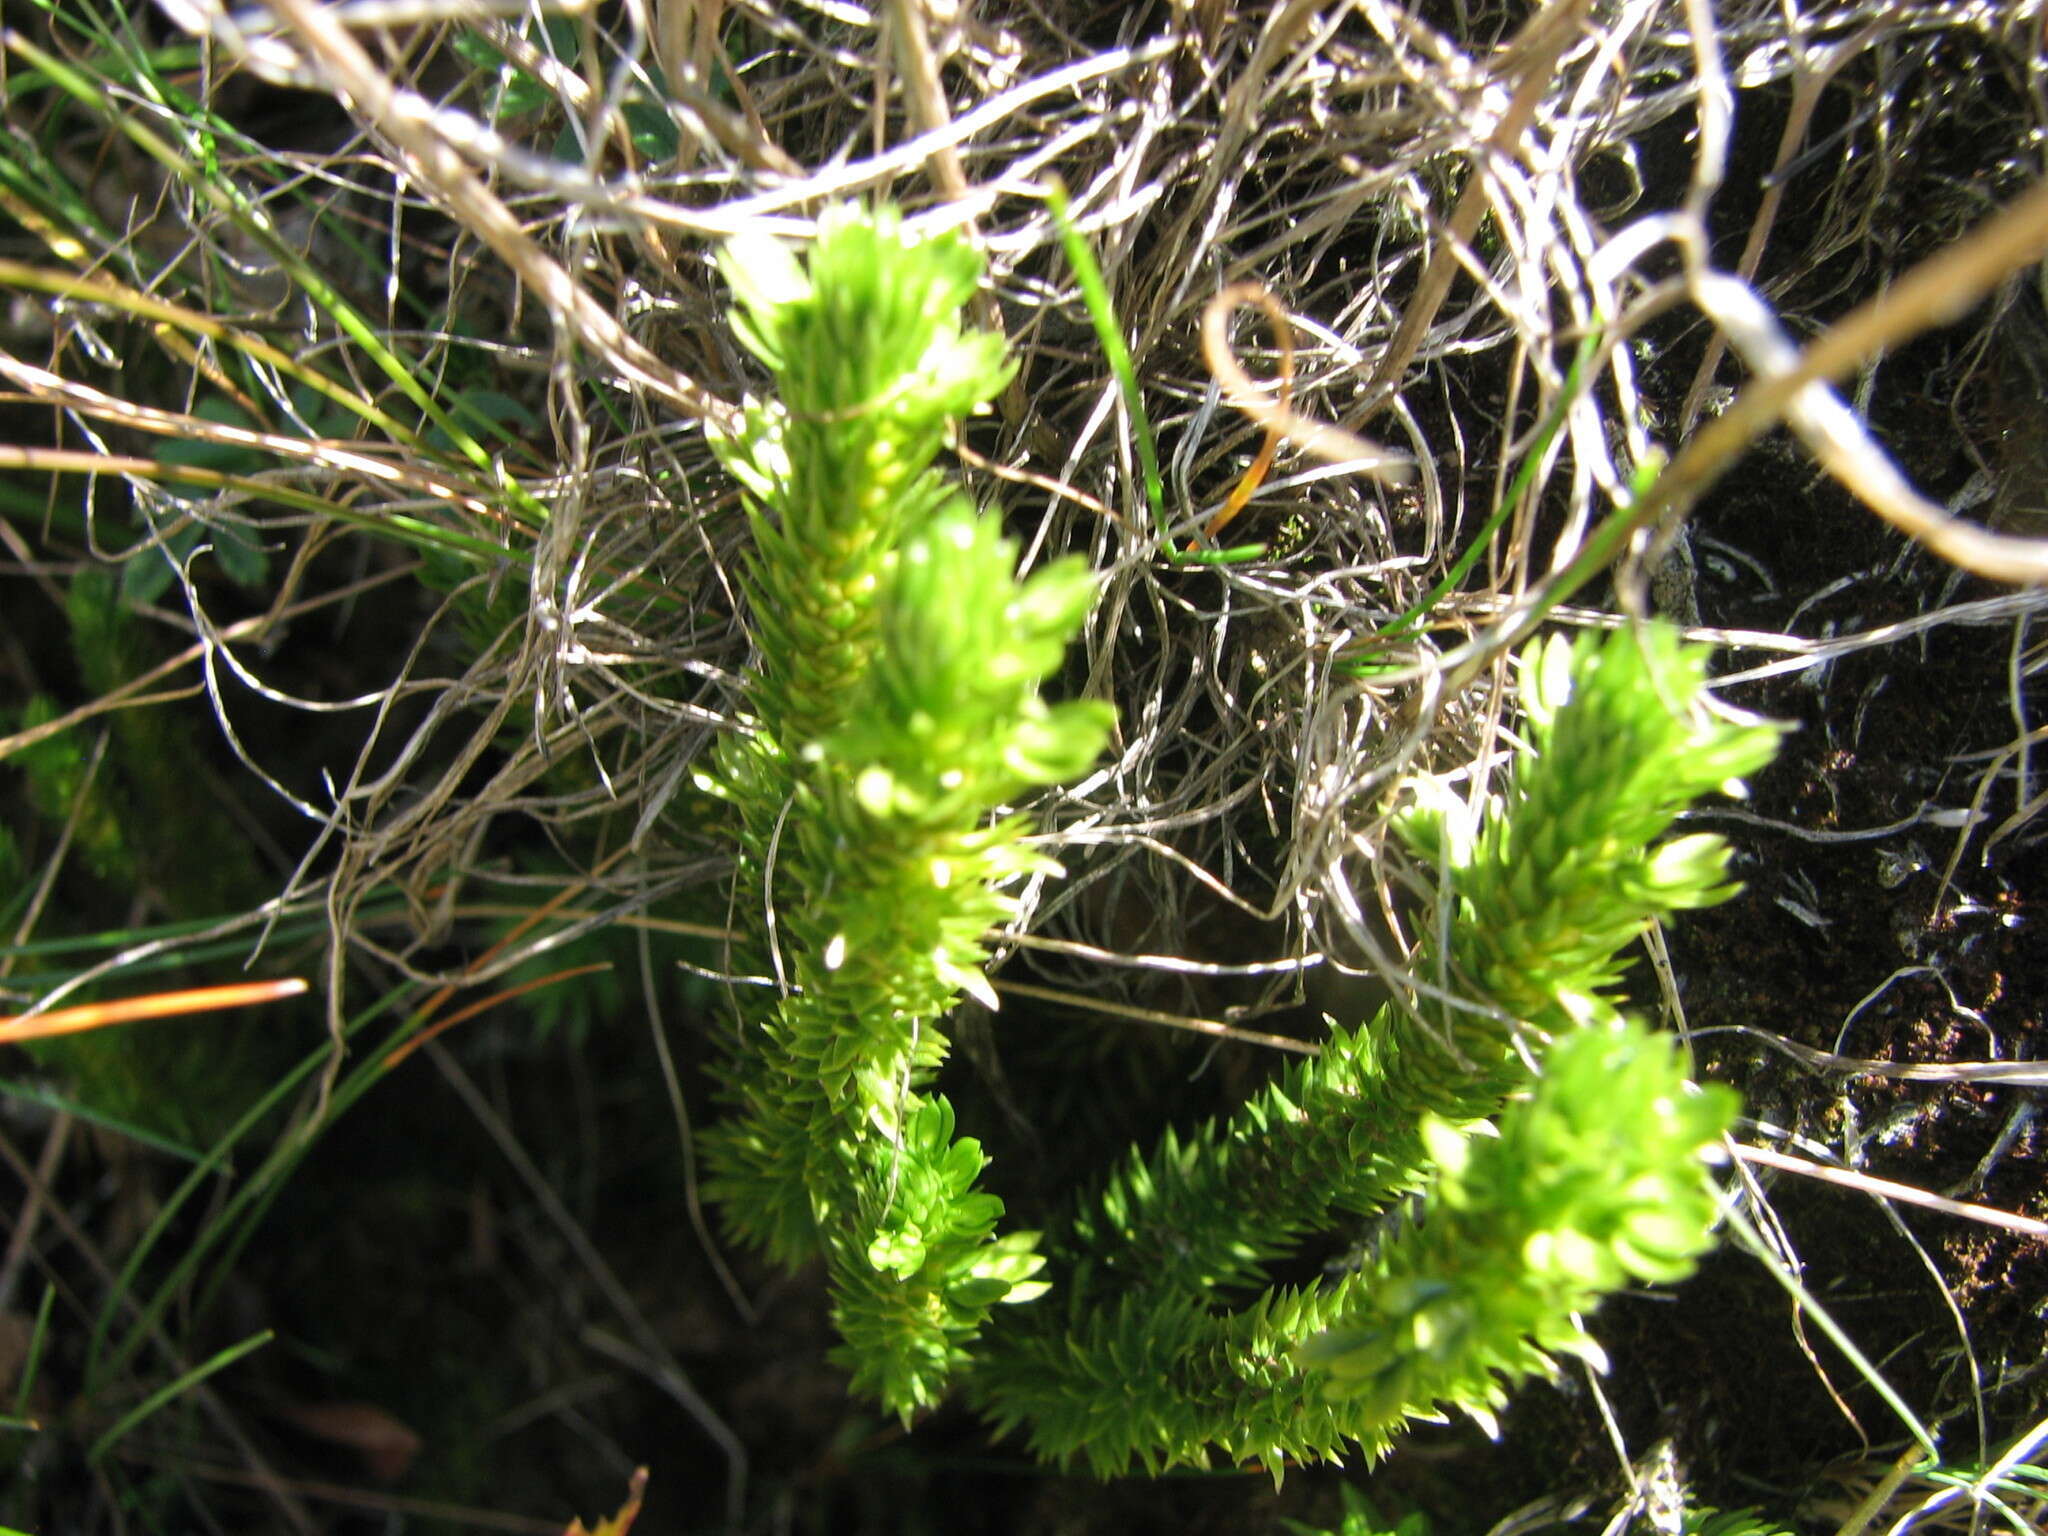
[107,0,2048,1024]
[6,0,2039,1028]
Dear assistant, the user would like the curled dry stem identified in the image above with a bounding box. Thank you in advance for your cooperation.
[1199,281,1413,514]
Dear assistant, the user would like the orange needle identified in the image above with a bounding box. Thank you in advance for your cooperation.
[382,962,612,1070]
[0,978,309,1043]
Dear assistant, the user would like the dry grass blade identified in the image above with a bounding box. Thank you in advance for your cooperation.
[1199,281,1410,519]
[1734,1144,2048,1240]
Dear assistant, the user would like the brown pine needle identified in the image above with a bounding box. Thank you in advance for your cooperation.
[0,978,309,1043]
[383,963,614,1071]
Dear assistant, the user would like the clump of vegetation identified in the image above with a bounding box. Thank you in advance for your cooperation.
[2,0,2044,1531]
[686,204,1780,1465]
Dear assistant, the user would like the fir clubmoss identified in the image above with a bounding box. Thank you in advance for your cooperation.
[696,204,1111,1416]
[968,626,1781,1474]
[694,203,1783,1469]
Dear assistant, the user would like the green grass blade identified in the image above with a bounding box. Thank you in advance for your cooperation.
[0,259,421,450]
[86,979,420,1390]
[1047,180,1168,544]
[13,1285,55,1420]
[0,453,527,567]
[1348,329,1604,672]
[1726,1204,1939,1460]
[0,1079,205,1165]
[86,1327,272,1464]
